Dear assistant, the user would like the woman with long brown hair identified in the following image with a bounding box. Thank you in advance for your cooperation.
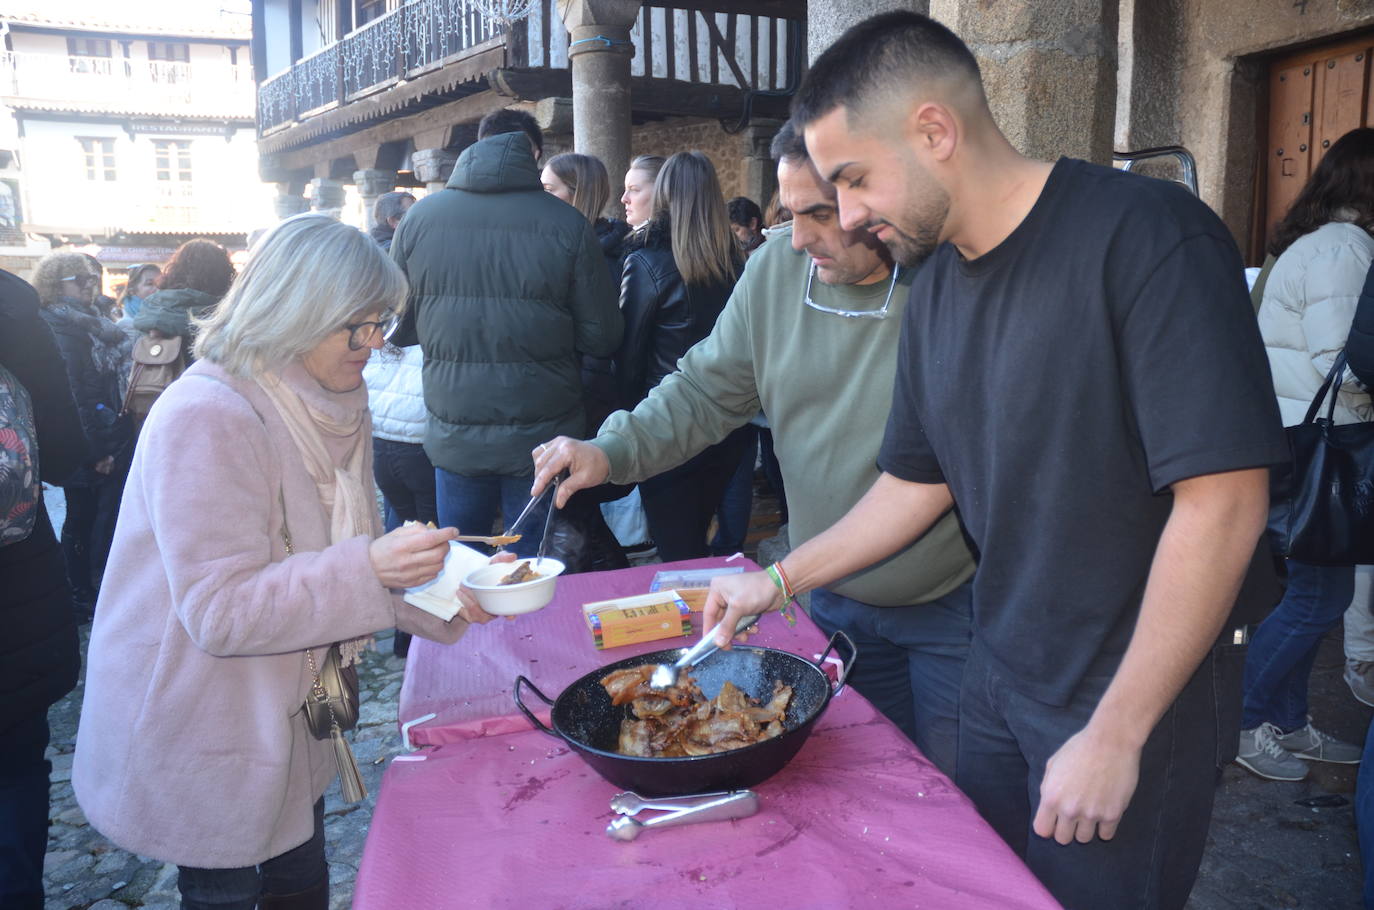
[613,150,749,560]
[1237,127,1374,782]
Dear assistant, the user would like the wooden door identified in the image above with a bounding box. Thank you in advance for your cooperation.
[1258,34,1374,259]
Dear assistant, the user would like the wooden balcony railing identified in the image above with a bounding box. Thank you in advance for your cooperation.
[256,0,803,134]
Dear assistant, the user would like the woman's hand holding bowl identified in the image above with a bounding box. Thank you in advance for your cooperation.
[456,551,517,624]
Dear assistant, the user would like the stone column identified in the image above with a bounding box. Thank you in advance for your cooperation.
[740,120,782,214]
[930,0,1118,165]
[558,0,640,216]
[411,148,459,195]
[309,178,347,220]
[273,183,310,220]
[353,168,399,231]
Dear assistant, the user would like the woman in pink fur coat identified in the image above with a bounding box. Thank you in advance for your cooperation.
[72,214,500,909]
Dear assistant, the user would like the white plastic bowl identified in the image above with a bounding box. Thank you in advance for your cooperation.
[462,557,566,616]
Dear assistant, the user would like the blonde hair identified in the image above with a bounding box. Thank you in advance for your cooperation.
[652,151,740,286]
[545,152,611,222]
[195,213,408,377]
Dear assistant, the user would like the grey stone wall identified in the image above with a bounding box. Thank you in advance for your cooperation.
[808,0,929,62]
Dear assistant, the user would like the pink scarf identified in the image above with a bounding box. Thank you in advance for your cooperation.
[256,369,374,666]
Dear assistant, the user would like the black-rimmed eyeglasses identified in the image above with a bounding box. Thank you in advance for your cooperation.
[345,311,400,350]
[803,264,901,319]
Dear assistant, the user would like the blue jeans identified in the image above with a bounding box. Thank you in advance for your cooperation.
[710,425,757,555]
[808,582,972,776]
[958,642,1218,909]
[1241,560,1354,731]
[0,712,51,910]
[177,797,326,909]
[435,468,548,559]
[1360,719,1374,909]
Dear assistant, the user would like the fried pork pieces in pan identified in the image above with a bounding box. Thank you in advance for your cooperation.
[600,665,793,757]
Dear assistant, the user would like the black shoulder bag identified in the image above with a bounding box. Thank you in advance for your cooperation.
[1267,351,1374,566]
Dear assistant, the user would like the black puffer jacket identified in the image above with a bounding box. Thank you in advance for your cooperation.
[1348,261,1374,387]
[614,217,741,410]
[0,270,83,732]
[582,218,633,430]
[391,132,622,475]
[41,299,134,484]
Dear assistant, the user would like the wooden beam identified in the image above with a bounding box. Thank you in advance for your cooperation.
[627,76,790,120]
[703,11,749,90]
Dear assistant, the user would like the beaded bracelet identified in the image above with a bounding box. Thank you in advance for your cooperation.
[766,562,798,626]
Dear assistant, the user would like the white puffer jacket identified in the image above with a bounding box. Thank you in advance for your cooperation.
[1258,220,1374,426]
[363,346,427,443]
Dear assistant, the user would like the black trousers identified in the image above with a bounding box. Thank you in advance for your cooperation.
[177,798,327,909]
[0,712,50,910]
[957,641,1218,910]
[639,426,753,562]
[372,438,437,530]
[60,471,126,613]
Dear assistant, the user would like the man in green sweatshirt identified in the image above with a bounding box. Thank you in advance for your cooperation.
[530,120,976,775]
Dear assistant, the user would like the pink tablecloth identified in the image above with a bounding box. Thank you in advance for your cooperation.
[359,558,1062,910]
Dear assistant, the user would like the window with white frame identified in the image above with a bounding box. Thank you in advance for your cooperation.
[67,37,113,75]
[147,42,191,62]
[77,138,117,181]
[153,140,193,184]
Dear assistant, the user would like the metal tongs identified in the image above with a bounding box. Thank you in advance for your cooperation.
[606,790,759,841]
[650,612,760,689]
[504,472,564,554]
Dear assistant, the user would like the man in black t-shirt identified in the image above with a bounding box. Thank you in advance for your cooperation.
[702,13,1286,910]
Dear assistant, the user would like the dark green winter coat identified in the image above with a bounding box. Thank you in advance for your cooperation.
[390,132,621,476]
[131,288,218,344]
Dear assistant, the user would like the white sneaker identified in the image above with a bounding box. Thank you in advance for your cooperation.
[1235,723,1310,781]
[1275,720,1363,764]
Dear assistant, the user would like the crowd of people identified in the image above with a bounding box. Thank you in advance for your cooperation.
[6,9,1374,910]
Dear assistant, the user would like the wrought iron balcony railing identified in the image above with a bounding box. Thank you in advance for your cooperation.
[256,0,802,134]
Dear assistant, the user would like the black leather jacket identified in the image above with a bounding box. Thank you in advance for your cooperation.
[614,218,740,410]
[1349,261,1374,387]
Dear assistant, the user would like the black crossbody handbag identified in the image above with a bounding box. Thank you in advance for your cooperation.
[1267,350,1374,566]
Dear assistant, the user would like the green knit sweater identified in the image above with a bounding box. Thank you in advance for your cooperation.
[595,225,974,606]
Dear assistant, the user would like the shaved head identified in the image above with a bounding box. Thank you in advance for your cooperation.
[792,11,985,135]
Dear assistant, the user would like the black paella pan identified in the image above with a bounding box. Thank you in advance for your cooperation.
[514,631,856,796]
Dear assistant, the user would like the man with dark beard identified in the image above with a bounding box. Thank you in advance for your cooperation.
[701,12,1285,910]
[531,119,976,775]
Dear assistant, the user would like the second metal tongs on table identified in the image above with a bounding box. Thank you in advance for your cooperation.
[606,790,759,841]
